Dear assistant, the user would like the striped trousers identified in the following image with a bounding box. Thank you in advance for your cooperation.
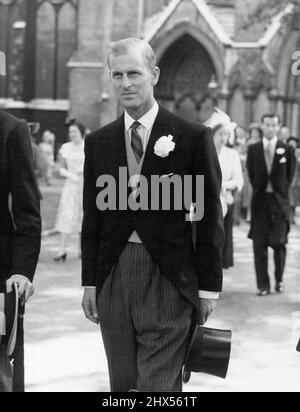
[98,243,193,392]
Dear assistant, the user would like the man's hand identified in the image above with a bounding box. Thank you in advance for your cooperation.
[82,288,100,324]
[198,298,217,325]
[6,275,34,303]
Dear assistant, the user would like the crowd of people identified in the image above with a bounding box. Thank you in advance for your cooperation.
[1,36,299,393]
[230,123,300,226]
[209,114,298,296]
[221,115,296,297]
[30,106,300,291]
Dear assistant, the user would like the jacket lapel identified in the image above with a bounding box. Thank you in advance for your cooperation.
[259,141,269,177]
[271,141,284,175]
[103,107,182,180]
[141,107,182,179]
[104,114,128,179]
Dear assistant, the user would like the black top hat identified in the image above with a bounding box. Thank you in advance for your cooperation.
[0,285,19,357]
[183,326,232,384]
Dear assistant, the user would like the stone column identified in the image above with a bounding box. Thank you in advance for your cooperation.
[268,89,279,114]
[297,99,300,139]
[111,0,140,41]
[276,96,286,124]
[287,99,294,129]
[68,0,115,130]
[219,88,230,115]
[99,0,142,125]
[292,100,299,136]
[244,89,255,126]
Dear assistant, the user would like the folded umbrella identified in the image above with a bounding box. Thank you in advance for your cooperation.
[0,284,19,393]
[0,284,19,355]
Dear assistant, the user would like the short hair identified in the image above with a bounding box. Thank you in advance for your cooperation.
[261,113,281,124]
[249,124,263,139]
[66,118,86,138]
[107,38,157,73]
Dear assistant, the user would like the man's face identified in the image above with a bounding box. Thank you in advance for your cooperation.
[261,117,280,140]
[109,47,160,116]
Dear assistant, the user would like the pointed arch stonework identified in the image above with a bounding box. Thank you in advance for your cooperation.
[153,29,222,122]
[151,22,225,89]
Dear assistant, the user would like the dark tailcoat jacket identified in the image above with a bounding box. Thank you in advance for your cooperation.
[81,107,225,310]
[0,110,41,292]
[247,140,296,240]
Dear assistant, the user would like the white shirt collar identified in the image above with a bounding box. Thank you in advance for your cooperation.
[125,101,159,132]
[263,136,278,148]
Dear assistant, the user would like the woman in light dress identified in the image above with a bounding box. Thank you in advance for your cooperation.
[212,123,244,269]
[54,121,86,262]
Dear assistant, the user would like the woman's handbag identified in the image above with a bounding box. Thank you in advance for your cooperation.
[0,284,19,393]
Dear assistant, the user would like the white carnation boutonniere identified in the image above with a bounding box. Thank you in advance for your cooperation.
[276,148,286,156]
[154,135,175,158]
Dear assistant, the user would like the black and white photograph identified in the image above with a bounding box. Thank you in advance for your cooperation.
[1,0,300,395]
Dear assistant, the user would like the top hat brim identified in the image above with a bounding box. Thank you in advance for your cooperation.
[183,326,232,383]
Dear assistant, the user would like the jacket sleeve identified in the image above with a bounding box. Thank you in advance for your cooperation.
[193,127,225,292]
[8,119,41,281]
[81,136,102,287]
[246,145,255,186]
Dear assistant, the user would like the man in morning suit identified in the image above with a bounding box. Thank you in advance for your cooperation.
[0,51,41,392]
[81,38,224,392]
[247,114,296,297]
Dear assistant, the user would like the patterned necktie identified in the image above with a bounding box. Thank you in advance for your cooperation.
[131,122,144,164]
[265,142,274,174]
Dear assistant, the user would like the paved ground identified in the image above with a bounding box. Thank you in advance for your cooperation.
[39,178,64,232]
[24,224,300,392]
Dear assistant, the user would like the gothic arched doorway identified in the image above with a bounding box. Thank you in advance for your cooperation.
[155,34,217,122]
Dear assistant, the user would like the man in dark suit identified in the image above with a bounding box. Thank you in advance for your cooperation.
[81,38,224,392]
[247,114,296,296]
[0,52,41,391]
